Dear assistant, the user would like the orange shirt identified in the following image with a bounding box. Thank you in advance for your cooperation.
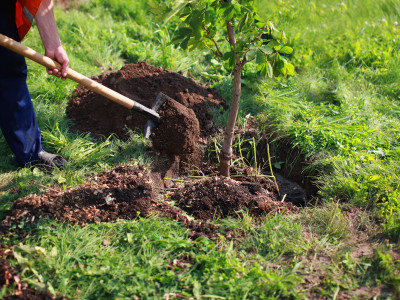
[15,0,43,40]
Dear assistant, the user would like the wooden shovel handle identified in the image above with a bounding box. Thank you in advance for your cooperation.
[0,33,135,110]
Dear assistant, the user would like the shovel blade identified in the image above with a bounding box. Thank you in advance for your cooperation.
[143,92,169,139]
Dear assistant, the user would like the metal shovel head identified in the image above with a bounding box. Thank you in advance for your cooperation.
[143,92,169,139]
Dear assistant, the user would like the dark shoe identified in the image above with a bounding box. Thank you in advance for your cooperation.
[11,151,67,170]
[36,151,68,170]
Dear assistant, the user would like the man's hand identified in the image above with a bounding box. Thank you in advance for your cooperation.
[35,0,69,80]
[45,45,69,80]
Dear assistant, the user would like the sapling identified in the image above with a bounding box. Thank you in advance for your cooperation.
[152,0,294,176]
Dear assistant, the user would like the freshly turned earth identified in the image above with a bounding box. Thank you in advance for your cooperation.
[1,165,296,231]
[66,62,224,143]
[171,176,297,221]
[151,97,200,156]
[2,63,301,233]
[1,165,174,227]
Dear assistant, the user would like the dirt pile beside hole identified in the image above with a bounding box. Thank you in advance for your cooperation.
[151,98,200,156]
[1,164,218,238]
[170,176,298,221]
[1,164,299,240]
[67,62,224,141]
[1,165,175,227]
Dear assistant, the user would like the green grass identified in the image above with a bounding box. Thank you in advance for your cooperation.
[0,0,399,298]
[253,0,400,238]
[5,217,303,299]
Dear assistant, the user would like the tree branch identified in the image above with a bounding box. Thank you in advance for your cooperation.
[202,26,223,57]
[226,21,236,49]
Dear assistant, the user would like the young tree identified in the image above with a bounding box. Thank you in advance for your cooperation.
[152,0,294,177]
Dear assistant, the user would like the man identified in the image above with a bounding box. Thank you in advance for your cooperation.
[0,0,69,169]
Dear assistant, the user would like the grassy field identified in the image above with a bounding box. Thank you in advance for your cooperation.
[0,0,399,298]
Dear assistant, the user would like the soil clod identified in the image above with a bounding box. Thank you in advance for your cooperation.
[151,98,200,156]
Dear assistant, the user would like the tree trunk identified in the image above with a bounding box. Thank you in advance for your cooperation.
[219,21,243,177]
[219,60,242,177]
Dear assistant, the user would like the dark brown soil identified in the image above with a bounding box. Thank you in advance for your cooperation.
[1,165,175,227]
[151,97,200,156]
[66,62,223,177]
[0,247,14,291]
[171,176,297,221]
[1,165,296,237]
[66,62,224,142]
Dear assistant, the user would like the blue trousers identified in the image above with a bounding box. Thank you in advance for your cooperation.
[0,1,43,166]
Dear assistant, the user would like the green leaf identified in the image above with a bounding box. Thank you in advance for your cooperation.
[255,21,267,29]
[188,38,208,51]
[280,46,293,55]
[127,233,134,243]
[189,10,204,29]
[223,51,236,69]
[180,37,190,50]
[368,175,382,182]
[285,62,295,76]
[148,1,165,14]
[13,251,29,264]
[267,61,273,77]
[260,43,274,55]
[238,13,249,32]
[246,48,257,61]
[32,167,44,177]
[171,27,193,45]
[204,8,215,26]
[273,41,282,51]
[273,54,284,75]
[256,50,266,64]
[152,0,190,24]
[57,174,67,184]
[257,62,268,77]
[222,5,235,19]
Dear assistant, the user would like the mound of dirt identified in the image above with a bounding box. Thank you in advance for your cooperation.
[151,97,200,156]
[1,165,175,227]
[2,165,297,234]
[67,62,224,141]
[171,176,297,221]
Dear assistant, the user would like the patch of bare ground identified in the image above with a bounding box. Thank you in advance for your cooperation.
[300,207,397,299]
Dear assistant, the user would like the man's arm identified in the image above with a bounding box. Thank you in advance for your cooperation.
[35,0,69,80]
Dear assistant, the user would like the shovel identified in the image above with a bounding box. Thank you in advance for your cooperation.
[0,33,166,138]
